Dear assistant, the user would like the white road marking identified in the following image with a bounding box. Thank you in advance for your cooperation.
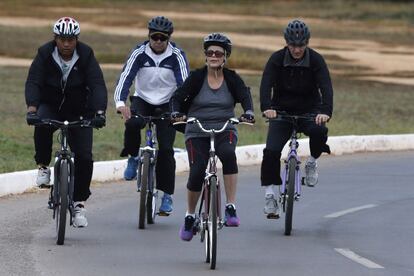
[324,204,377,218]
[335,248,384,269]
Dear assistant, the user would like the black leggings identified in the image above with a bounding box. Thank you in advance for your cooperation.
[185,131,238,192]
[261,118,330,186]
[121,96,176,194]
[34,104,93,201]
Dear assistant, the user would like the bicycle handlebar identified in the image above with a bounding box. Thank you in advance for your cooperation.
[35,119,93,128]
[131,113,171,122]
[173,117,252,134]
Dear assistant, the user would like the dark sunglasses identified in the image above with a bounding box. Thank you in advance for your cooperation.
[150,34,169,42]
[205,50,225,58]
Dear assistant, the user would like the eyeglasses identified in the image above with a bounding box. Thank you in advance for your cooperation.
[288,43,306,49]
[150,34,169,42]
[205,50,225,58]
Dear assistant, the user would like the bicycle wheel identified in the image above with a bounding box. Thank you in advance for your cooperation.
[138,152,150,229]
[208,176,217,269]
[147,163,157,224]
[56,159,69,245]
[285,158,297,236]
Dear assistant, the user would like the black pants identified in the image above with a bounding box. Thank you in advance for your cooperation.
[34,104,93,201]
[261,118,330,186]
[120,96,176,195]
[185,132,238,192]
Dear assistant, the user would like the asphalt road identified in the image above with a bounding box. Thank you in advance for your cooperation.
[1,151,414,276]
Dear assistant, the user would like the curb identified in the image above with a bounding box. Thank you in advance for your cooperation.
[1,134,414,197]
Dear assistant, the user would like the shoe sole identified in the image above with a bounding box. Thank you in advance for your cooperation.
[158,211,171,216]
[38,184,52,189]
[266,213,280,219]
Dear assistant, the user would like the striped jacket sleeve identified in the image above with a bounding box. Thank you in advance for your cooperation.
[172,47,189,86]
[113,44,145,107]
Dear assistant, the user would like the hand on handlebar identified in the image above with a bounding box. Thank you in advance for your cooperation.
[263,109,277,119]
[240,113,255,124]
[170,112,186,123]
[315,114,330,126]
[91,113,106,128]
[117,106,131,121]
[26,111,41,125]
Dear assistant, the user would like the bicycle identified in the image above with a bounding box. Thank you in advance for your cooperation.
[35,118,92,245]
[176,117,250,270]
[133,112,170,230]
[267,112,316,236]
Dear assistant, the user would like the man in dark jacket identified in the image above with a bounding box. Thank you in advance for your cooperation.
[260,19,333,219]
[25,17,107,228]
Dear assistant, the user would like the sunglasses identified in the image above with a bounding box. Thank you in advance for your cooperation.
[205,50,225,58]
[150,34,169,42]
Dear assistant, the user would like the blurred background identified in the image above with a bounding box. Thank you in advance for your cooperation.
[0,0,413,173]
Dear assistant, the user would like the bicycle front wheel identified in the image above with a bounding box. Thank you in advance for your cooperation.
[147,163,157,224]
[56,159,69,245]
[208,176,217,269]
[138,152,150,229]
[285,158,297,236]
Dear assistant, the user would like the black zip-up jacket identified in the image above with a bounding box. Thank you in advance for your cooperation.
[25,40,107,116]
[170,66,254,114]
[260,47,333,117]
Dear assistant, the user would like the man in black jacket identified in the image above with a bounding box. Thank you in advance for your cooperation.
[260,19,333,219]
[25,17,107,228]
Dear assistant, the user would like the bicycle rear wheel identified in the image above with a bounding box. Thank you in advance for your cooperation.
[285,158,297,236]
[207,176,217,269]
[56,159,69,245]
[138,152,150,229]
[147,163,157,224]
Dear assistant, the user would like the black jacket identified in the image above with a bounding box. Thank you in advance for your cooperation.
[25,40,107,116]
[260,47,333,117]
[170,66,254,114]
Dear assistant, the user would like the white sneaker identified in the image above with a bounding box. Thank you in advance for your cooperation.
[305,159,318,187]
[73,202,88,228]
[264,194,280,219]
[36,167,51,188]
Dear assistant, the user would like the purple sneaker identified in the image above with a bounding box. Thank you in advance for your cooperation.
[179,215,195,241]
[224,204,240,227]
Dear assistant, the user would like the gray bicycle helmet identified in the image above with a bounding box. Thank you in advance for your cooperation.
[148,16,173,35]
[203,33,232,57]
[284,19,310,45]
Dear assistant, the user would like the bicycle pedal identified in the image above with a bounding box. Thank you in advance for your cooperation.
[266,213,280,219]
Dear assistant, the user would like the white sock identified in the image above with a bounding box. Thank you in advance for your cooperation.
[264,185,275,196]
[307,156,316,163]
[226,203,236,209]
[185,211,195,218]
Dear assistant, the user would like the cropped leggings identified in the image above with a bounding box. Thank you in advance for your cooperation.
[185,131,238,192]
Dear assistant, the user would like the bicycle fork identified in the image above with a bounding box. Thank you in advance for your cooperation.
[280,157,302,203]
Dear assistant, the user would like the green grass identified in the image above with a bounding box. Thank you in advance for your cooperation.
[0,0,413,173]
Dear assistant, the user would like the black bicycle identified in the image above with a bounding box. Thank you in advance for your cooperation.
[36,119,92,245]
[133,113,170,229]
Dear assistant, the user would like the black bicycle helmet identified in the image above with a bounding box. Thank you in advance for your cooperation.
[203,33,232,57]
[148,16,173,35]
[284,19,310,45]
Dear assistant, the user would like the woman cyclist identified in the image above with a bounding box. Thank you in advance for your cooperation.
[170,33,255,241]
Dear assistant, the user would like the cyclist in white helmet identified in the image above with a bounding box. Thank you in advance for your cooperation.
[25,17,108,228]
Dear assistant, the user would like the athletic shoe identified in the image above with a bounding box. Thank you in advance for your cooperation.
[305,159,318,187]
[224,204,240,227]
[73,202,88,228]
[36,167,51,188]
[179,215,195,241]
[264,194,280,219]
[124,156,138,180]
[159,194,173,215]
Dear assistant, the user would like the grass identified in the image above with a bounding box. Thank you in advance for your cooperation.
[0,0,413,173]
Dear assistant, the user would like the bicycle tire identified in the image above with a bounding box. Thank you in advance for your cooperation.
[56,159,69,245]
[138,152,150,229]
[147,163,157,224]
[208,176,217,269]
[285,158,296,236]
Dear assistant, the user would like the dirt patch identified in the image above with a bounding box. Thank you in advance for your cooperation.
[0,13,413,86]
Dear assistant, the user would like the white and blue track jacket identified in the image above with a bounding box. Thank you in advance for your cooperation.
[114,41,189,107]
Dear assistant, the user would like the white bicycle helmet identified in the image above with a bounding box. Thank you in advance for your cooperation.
[53,17,80,37]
